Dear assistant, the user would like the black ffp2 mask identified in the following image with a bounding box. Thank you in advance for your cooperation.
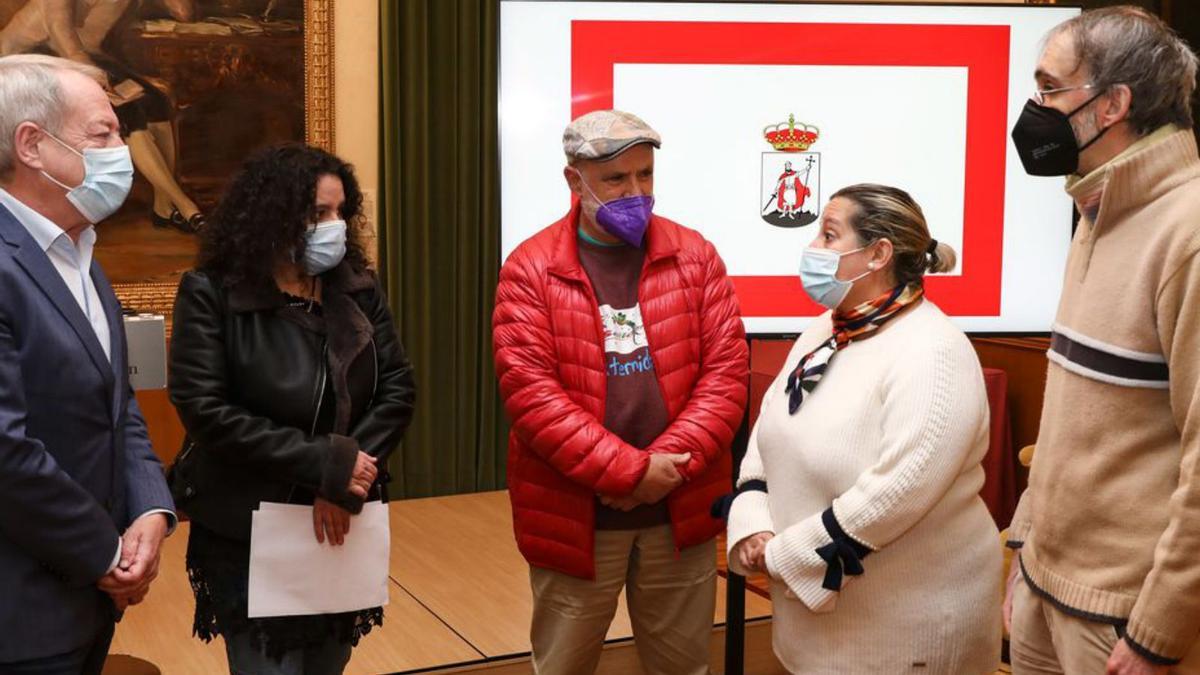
[1011,92,1109,176]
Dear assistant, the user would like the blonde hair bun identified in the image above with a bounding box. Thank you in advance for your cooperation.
[929,241,957,274]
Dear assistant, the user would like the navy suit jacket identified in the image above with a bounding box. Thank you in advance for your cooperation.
[0,204,174,662]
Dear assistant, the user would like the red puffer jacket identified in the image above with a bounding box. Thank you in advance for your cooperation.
[493,203,749,579]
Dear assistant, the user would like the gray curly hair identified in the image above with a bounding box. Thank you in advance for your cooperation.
[1048,6,1198,136]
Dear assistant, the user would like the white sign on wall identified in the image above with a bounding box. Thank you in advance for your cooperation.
[500,1,1080,333]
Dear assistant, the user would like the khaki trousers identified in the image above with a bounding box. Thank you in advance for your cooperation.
[1011,572,1200,674]
[529,524,716,675]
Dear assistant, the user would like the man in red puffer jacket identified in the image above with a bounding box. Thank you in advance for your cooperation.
[493,110,749,675]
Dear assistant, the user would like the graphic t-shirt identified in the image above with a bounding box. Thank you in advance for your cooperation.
[577,234,672,530]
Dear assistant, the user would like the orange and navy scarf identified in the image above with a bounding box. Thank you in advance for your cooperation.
[784,283,924,414]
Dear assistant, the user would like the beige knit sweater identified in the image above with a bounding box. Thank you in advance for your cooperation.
[727,301,1001,674]
[1008,128,1200,664]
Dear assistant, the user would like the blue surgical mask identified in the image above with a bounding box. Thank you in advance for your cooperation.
[40,131,134,224]
[303,219,347,275]
[799,245,872,310]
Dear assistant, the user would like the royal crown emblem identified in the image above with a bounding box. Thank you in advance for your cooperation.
[760,113,822,228]
[763,114,820,152]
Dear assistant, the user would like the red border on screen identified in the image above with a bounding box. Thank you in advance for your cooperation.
[571,20,1011,317]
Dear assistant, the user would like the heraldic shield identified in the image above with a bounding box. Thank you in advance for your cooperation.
[761,114,821,228]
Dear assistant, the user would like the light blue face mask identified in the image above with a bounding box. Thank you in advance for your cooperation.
[799,245,872,310]
[303,219,347,275]
[40,131,134,224]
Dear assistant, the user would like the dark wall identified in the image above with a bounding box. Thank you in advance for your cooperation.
[1166,1,1200,134]
[1081,0,1159,10]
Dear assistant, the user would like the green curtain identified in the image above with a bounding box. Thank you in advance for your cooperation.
[378,0,507,498]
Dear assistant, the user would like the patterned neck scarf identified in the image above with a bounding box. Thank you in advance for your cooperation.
[784,283,924,414]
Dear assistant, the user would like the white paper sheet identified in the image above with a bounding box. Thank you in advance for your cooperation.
[247,501,391,618]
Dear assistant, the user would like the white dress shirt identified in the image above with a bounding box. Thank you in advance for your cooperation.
[0,188,173,575]
[0,188,110,360]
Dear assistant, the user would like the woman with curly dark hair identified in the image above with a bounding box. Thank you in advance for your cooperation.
[166,144,416,674]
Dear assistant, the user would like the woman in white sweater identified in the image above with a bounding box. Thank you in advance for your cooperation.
[726,184,1001,674]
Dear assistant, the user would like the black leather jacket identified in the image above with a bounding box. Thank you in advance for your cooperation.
[167,264,416,541]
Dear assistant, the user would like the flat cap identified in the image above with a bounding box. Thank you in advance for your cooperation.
[563,109,661,161]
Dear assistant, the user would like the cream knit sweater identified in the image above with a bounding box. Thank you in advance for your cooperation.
[727,301,1001,674]
[1008,128,1200,664]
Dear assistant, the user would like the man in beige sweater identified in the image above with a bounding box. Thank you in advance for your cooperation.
[1004,7,1200,675]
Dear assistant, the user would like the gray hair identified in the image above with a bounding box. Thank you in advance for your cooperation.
[1049,6,1198,136]
[0,55,105,175]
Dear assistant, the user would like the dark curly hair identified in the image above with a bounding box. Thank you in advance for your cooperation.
[197,143,370,290]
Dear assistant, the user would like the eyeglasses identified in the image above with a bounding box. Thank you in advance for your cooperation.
[1033,83,1097,105]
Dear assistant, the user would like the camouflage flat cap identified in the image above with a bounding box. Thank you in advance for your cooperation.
[563,110,662,161]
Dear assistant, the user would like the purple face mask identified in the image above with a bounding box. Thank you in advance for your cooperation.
[574,169,654,247]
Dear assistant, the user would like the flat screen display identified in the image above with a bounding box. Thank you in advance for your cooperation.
[500,2,1081,333]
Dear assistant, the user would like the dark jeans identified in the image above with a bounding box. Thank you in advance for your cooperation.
[0,619,114,675]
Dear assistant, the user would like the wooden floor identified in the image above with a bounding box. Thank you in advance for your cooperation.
[108,491,775,674]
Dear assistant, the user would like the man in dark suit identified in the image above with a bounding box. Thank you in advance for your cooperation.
[0,54,175,673]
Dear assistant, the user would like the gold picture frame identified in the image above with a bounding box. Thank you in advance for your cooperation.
[305,0,336,153]
[106,0,337,332]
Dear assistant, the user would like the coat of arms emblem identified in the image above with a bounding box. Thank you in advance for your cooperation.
[761,114,821,228]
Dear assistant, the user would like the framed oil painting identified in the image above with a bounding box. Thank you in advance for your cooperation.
[0,0,334,330]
